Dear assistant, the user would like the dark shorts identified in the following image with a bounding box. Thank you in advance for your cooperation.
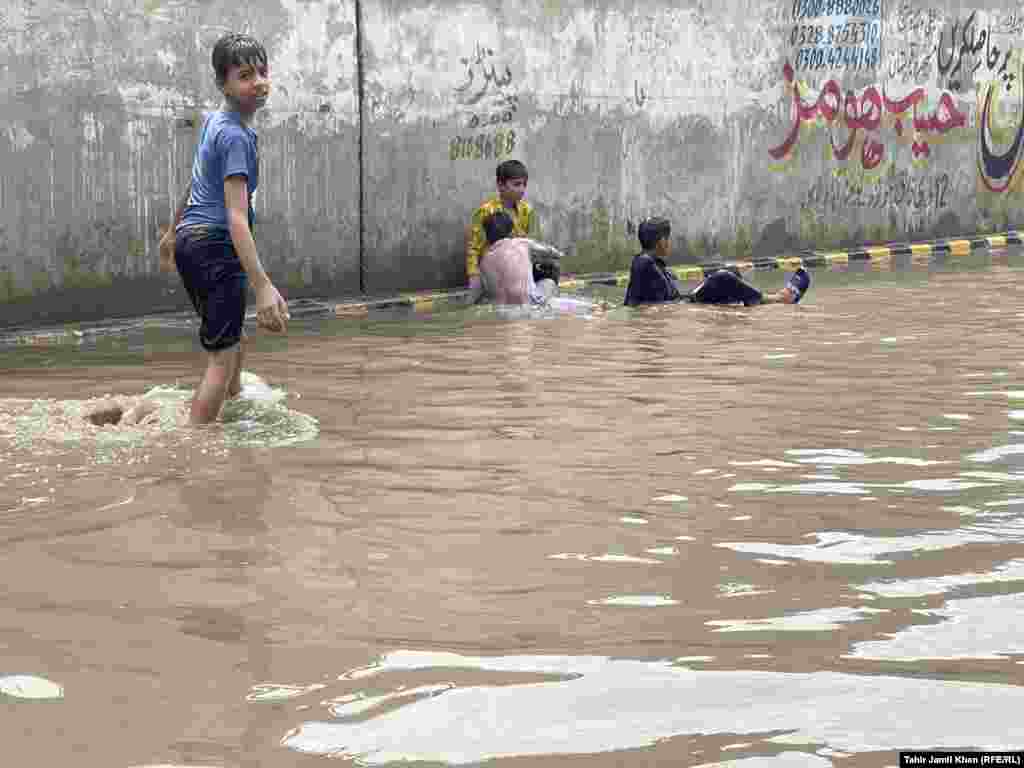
[688,269,763,306]
[175,226,248,352]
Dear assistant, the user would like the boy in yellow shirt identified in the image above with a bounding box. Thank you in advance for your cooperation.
[466,160,559,302]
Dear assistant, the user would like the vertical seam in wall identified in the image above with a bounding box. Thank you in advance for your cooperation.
[354,0,366,294]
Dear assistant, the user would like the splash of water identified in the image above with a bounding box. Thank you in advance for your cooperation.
[0,372,318,460]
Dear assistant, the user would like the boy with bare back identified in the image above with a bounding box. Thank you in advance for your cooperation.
[158,33,289,425]
[465,160,560,303]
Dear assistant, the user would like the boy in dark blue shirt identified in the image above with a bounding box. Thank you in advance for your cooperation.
[624,217,810,307]
[158,33,289,425]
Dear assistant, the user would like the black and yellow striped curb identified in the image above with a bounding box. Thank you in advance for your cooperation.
[331,231,1023,317]
[3,231,1020,345]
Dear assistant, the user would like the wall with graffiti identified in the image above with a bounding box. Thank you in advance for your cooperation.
[2,0,1024,321]
[360,0,1024,288]
[767,0,1023,250]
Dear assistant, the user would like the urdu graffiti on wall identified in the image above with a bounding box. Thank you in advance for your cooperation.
[803,169,953,213]
[978,67,1024,193]
[450,42,520,162]
[768,62,969,172]
[790,0,882,72]
[937,11,1015,93]
[886,2,941,83]
[454,43,519,130]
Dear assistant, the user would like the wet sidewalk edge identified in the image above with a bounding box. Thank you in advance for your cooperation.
[331,230,1024,316]
[3,230,1021,346]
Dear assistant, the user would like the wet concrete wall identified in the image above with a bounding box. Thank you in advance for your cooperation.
[0,0,360,327]
[2,0,1023,324]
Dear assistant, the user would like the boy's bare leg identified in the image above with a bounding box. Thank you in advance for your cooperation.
[227,333,246,399]
[190,346,240,425]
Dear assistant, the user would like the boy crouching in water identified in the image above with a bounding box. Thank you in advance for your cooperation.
[479,211,561,306]
[466,160,560,303]
[158,33,289,425]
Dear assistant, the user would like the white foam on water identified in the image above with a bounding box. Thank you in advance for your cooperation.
[962,471,1024,481]
[942,505,979,516]
[769,482,872,495]
[246,683,327,702]
[943,414,973,421]
[1010,411,1024,420]
[856,559,1024,598]
[715,524,1023,565]
[784,449,946,468]
[729,483,775,492]
[718,583,774,598]
[646,547,679,556]
[329,684,455,718]
[967,445,1024,463]
[696,753,833,768]
[588,595,679,607]
[729,460,801,468]
[0,372,318,456]
[282,651,1024,763]
[847,592,1024,660]
[0,675,63,700]
[652,494,688,502]
[548,553,662,565]
[898,478,997,492]
[706,607,886,633]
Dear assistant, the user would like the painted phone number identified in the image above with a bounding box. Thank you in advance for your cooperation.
[791,20,880,47]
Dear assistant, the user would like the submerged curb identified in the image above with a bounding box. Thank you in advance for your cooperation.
[3,231,1020,346]
[331,230,1023,317]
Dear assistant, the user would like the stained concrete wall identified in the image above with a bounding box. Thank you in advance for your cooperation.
[1,0,1022,325]
[0,0,360,327]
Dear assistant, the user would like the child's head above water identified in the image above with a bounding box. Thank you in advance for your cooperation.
[638,217,671,258]
[496,160,528,206]
[483,210,515,245]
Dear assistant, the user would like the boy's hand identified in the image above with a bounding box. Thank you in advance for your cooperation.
[255,280,290,333]
[158,227,175,273]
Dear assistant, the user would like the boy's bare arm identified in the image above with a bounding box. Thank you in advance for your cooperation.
[224,175,289,332]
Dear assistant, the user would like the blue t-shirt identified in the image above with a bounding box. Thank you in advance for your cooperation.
[178,110,259,237]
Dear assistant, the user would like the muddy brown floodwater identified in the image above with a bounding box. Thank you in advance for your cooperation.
[3,260,1024,767]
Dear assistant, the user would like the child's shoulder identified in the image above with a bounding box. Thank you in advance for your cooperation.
[206,111,254,142]
[475,195,503,213]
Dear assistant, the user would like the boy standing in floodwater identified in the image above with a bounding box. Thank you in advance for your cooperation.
[466,160,560,302]
[158,33,289,425]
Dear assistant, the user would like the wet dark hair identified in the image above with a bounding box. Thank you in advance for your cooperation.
[483,211,515,244]
[212,33,268,87]
[638,217,671,251]
[496,160,528,184]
